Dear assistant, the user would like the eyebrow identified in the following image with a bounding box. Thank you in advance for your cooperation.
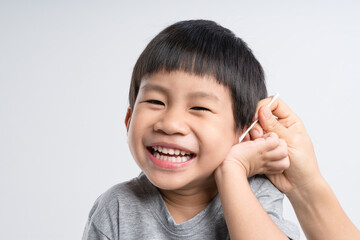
[141,84,168,94]
[141,83,219,102]
[187,91,219,102]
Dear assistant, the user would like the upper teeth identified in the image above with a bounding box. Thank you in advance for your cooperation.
[152,146,190,156]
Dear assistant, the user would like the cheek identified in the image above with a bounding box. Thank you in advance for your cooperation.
[127,112,145,156]
[126,129,138,161]
[200,121,236,163]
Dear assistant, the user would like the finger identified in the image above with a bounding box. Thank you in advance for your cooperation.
[265,156,290,173]
[253,132,280,152]
[263,139,288,161]
[254,97,294,121]
[258,106,289,140]
[249,123,264,139]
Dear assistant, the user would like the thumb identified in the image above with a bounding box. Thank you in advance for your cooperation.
[258,106,288,139]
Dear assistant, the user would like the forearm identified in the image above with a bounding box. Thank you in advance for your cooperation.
[287,175,360,240]
[215,162,288,240]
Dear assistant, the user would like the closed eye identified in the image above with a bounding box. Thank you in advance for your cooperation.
[146,100,164,105]
[191,106,210,111]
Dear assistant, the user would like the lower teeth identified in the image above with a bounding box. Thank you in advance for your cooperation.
[154,152,190,162]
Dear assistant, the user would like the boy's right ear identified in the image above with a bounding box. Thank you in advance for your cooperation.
[125,108,132,133]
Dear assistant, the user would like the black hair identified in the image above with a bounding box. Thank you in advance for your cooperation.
[129,19,267,129]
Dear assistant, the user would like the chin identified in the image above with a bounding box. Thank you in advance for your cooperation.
[143,171,193,191]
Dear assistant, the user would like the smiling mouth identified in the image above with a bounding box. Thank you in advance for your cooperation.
[147,146,196,163]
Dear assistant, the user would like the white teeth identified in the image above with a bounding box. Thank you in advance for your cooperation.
[153,152,191,162]
[151,146,194,163]
[151,146,192,156]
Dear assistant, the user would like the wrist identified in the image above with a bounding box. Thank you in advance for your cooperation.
[286,173,327,203]
[215,160,248,183]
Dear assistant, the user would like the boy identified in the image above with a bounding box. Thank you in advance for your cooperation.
[82,20,299,239]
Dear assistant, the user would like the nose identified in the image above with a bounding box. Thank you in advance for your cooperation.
[153,108,190,135]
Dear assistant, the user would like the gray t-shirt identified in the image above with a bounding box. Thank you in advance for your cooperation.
[82,173,299,240]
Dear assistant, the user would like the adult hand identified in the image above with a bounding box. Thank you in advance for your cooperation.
[249,97,321,194]
[222,132,290,178]
[250,97,360,240]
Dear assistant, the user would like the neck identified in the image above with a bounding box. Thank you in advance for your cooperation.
[159,178,218,223]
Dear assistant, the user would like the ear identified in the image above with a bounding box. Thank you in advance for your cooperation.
[125,108,132,133]
[234,126,251,143]
[233,127,243,144]
[241,123,265,142]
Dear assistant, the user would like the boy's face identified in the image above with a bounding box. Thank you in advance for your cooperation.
[126,71,241,191]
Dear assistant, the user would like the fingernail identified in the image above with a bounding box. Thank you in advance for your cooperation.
[263,107,272,119]
[250,129,259,138]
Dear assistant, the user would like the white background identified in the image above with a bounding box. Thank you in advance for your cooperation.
[1,1,359,239]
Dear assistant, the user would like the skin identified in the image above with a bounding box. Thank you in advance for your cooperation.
[214,132,290,239]
[125,70,240,221]
[125,70,290,238]
[250,97,360,240]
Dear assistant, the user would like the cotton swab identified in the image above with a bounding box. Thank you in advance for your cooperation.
[238,93,280,142]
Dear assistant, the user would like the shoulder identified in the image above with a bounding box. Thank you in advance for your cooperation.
[89,173,151,215]
[248,174,284,214]
[248,174,282,198]
[83,173,152,240]
[248,175,300,240]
